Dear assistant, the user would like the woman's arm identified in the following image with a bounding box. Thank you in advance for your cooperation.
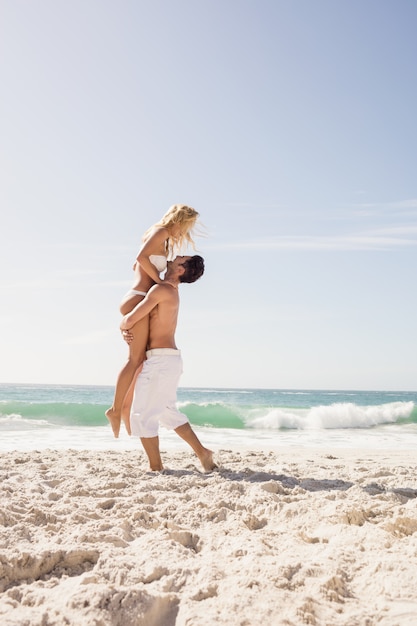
[136,227,168,284]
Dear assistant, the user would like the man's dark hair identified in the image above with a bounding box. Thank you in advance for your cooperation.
[180,255,205,283]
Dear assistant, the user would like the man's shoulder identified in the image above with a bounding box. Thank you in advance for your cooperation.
[150,283,177,299]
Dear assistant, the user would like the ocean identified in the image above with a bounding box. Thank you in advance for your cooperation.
[1,384,416,453]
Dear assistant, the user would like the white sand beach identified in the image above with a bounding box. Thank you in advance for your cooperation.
[1,447,417,626]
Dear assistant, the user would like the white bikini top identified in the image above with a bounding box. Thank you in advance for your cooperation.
[149,254,168,272]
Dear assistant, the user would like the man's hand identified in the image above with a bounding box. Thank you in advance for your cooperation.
[121,329,134,344]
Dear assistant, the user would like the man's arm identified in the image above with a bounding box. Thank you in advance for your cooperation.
[120,284,166,330]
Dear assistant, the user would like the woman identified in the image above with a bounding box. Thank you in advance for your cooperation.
[106,204,200,438]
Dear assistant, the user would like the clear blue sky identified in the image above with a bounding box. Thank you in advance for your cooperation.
[1,0,416,390]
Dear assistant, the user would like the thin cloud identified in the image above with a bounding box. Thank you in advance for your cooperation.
[208,230,417,252]
[0,277,129,290]
[216,199,417,222]
[220,202,285,209]
[351,199,417,219]
[355,199,417,210]
[61,329,114,345]
[374,225,417,236]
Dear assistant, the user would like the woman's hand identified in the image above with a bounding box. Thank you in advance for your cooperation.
[120,315,133,343]
[121,329,134,344]
[120,314,131,331]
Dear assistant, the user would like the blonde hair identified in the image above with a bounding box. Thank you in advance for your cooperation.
[144,204,200,256]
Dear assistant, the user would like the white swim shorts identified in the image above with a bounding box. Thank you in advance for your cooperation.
[130,348,189,438]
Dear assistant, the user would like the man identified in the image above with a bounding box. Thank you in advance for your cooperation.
[120,255,216,472]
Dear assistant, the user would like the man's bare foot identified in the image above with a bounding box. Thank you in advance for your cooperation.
[149,463,164,471]
[105,408,121,438]
[198,449,217,472]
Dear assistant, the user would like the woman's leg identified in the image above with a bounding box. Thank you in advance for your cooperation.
[120,363,143,435]
[106,314,149,438]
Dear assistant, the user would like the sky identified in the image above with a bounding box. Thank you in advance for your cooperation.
[1,0,417,391]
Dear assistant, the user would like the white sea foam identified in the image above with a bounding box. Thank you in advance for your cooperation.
[1,385,416,452]
[308,401,414,429]
[1,421,417,452]
[245,401,414,430]
[0,414,50,429]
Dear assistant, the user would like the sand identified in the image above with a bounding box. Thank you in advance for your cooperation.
[1,446,417,626]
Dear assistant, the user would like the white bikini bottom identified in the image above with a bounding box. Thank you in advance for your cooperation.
[123,289,147,298]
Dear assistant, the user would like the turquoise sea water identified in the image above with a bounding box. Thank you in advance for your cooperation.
[0,384,416,452]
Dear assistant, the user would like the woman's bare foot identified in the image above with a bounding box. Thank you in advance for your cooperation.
[122,416,131,436]
[105,408,121,438]
[121,411,132,436]
[198,448,218,472]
